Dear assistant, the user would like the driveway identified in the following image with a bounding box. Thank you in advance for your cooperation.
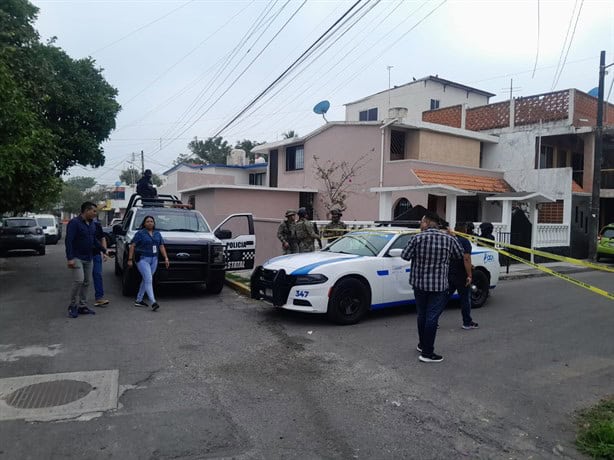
[0,243,612,459]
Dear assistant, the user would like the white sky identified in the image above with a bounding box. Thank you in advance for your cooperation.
[31,0,614,185]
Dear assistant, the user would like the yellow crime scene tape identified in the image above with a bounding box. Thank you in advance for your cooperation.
[320,225,613,300]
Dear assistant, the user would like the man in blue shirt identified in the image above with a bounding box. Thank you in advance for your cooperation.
[65,202,105,318]
[448,222,478,330]
[401,211,464,363]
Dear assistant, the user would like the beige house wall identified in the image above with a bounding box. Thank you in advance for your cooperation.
[417,131,480,167]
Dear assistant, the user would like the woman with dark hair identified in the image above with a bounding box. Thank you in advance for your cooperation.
[128,215,169,311]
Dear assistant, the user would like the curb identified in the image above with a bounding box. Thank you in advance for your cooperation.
[499,267,595,281]
[224,277,251,296]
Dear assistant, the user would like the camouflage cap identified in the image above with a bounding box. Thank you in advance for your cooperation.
[285,209,296,217]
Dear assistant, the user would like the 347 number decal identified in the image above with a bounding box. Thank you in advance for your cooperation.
[295,290,309,298]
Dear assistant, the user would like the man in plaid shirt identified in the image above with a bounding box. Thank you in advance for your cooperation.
[401,211,464,363]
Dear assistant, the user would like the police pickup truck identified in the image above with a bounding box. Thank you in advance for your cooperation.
[114,194,255,295]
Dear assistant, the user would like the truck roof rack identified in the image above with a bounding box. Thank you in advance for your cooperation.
[374,220,421,229]
[125,194,191,213]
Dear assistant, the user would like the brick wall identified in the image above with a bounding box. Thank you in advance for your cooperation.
[422,104,462,128]
[466,101,510,130]
[538,200,564,223]
[515,90,569,126]
[573,90,614,126]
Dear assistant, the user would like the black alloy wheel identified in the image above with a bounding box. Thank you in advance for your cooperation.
[470,269,489,308]
[327,278,370,325]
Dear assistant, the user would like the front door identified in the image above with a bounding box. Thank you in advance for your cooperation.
[214,214,256,270]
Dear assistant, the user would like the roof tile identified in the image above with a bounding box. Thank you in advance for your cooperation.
[412,169,513,193]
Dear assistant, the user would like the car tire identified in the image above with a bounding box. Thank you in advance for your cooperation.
[38,245,46,256]
[122,265,139,296]
[471,269,489,308]
[327,277,370,325]
[52,236,58,245]
[596,253,601,262]
[206,271,225,294]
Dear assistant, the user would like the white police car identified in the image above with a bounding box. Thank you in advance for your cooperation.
[251,228,500,325]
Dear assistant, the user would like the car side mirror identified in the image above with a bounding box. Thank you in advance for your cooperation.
[112,224,125,236]
[215,228,232,239]
[388,248,403,257]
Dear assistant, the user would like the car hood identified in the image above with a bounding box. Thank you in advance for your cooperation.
[157,231,221,245]
[263,251,363,275]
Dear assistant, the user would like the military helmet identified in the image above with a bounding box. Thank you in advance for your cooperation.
[285,209,296,217]
[330,208,342,216]
[297,207,308,218]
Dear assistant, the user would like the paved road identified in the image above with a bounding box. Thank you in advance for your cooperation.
[0,243,612,459]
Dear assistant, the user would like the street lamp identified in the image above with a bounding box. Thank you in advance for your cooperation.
[588,50,614,260]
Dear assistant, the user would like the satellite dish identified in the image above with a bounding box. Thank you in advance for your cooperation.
[115,181,122,187]
[588,87,599,97]
[313,100,330,122]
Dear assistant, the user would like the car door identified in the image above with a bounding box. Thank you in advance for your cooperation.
[373,234,415,308]
[213,214,255,270]
[115,210,134,264]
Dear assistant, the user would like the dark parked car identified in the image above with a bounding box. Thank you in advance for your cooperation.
[0,217,46,256]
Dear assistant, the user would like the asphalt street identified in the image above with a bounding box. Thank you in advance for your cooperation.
[0,243,612,459]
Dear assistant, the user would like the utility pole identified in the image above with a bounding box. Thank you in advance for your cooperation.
[588,50,612,260]
[140,150,145,175]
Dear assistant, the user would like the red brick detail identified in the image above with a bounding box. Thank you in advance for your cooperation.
[538,200,564,223]
[572,180,584,193]
[573,90,614,126]
[465,101,510,131]
[422,105,462,128]
[514,91,569,126]
[412,169,513,193]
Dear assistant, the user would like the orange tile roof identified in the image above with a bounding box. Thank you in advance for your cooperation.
[572,181,584,193]
[412,169,513,193]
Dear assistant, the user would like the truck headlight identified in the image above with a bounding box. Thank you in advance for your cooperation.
[210,245,225,264]
[292,274,328,285]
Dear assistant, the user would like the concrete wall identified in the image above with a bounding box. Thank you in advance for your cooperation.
[418,131,480,167]
[345,79,489,123]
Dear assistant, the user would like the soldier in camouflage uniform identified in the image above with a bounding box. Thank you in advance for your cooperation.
[277,209,298,254]
[322,209,347,243]
[295,207,318,253]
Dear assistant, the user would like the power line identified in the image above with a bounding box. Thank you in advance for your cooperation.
[211,0,366,138]
[552,0,584,90]
[531,0,540,78]
[89,0,195,55]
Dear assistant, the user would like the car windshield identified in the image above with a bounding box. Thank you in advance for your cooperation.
[4,219,37,228]
[132,210,210,232]
[324,231,394,256]
[36,218,55,227]
[602,228,614,238]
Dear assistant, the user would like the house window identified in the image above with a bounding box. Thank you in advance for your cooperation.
[430,99,440,110]
[557,150,568,167]
[537,145,554,169]
[359,107,378,121]
[286,145,304,171]
[249,173,265,186]
[390,130,406,161]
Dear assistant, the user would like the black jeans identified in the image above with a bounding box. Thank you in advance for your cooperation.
[414,289,448,356]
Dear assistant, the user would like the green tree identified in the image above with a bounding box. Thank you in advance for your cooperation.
[234,139,264,163]
[119,168,162,186]
[182,136,231,165]
[60,185,85,214]
[282,130,298,139]
[64,176,96,191]
[0,0,121,214]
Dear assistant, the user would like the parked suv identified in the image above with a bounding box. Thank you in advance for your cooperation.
[34,214,61,244]
[0,217,46,256]
[597,224,614,261]
[114,194,255,295]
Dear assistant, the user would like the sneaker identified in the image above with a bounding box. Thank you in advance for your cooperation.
[67,305,79,318]
[151,302,160,312]
[77,306,96,315]
[416,345,423,353]
[462,322,479,330]
[419,353,444,363]
[94,299,110,306]
[134,300,149,308]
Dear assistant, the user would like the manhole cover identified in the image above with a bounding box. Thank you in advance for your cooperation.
[4,379,93,409]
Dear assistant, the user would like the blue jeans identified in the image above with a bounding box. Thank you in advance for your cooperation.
[450,282,472,326]
[413,289,448,356]
[136,256,158,303]
[92,254,104,300]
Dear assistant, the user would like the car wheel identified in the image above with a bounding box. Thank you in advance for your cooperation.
[327,278,370,325]
[471,269,489,308]
[596,253,601,262]
[205,271,225,294]
[122,265,139,296]
[38,245,46,256]
[52,236,58,245]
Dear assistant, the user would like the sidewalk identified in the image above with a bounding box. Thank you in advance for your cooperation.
[498,260,606,281]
